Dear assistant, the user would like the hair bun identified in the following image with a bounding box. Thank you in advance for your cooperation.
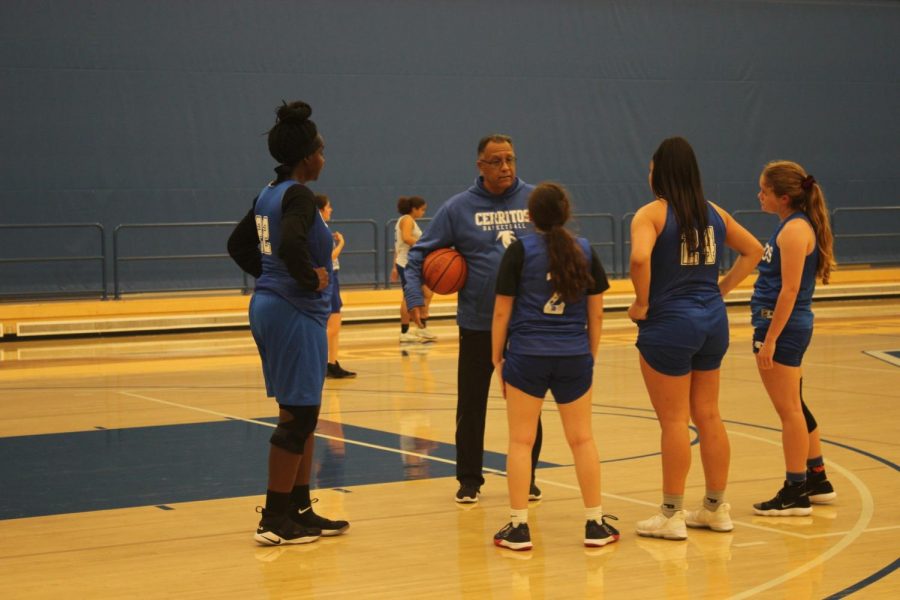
[275,100,312,124]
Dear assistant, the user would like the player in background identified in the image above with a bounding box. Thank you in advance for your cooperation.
[393,195,436,343]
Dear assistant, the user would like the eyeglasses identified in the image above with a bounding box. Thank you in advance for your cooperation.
[478,156,517,168]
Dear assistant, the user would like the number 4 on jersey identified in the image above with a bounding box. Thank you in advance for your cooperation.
[680,226,716,266]
[255,215,272,255]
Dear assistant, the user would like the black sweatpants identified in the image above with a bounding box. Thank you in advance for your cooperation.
[456,327,543,487]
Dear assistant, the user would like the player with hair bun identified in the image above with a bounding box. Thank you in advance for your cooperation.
[228,100,349,545]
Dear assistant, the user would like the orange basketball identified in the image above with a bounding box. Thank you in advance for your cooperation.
[422,248,468,295]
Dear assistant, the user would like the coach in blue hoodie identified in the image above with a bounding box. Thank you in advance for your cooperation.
[404,134,544,504]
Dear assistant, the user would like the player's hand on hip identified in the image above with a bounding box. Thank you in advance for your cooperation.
[314,267,329,291]
[628,301,648,323]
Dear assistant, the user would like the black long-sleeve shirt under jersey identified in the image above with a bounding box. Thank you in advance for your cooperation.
[226,183,321,290]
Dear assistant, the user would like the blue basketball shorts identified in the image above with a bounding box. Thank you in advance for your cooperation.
[636,302,729,376]
[330,270,343,314]
[502,351,594,404]
[753,326,812,367]
[249,291,327,406]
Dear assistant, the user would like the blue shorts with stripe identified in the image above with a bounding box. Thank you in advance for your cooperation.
[249,291,327,406]
[636,301,729,376]
[502,351,594,404]
[753,326,812,367]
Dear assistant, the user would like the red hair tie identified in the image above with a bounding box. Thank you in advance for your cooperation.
[801,174,816,191]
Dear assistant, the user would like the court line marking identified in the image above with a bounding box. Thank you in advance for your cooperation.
[119,390,879,598]
[117,391,506,474]
[726,429,874,600]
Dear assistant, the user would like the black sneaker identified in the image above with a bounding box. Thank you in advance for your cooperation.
[494,522,533,551]
[455,484,480,504]
[585,514,620,547]
[291,499,350,536]
[254,507,321,546]
[326,362,357,379]
[806,471,837,504]
[528,482,542,501]
[753,481,812,516]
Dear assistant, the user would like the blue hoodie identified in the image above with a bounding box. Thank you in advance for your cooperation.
[404,176,533,331]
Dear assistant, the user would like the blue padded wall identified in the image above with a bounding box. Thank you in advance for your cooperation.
[1,0,898,293]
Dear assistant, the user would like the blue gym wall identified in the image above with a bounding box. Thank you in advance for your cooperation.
[1,0,898,295]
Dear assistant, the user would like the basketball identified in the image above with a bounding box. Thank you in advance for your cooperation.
[422,248,467,295]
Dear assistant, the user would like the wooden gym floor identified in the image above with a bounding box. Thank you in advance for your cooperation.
[0,296,899,598]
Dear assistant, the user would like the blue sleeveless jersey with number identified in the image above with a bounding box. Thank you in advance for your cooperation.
[648,202,726,314]
[506,234,592,356]
[751,212,818,330]
[253,180,333,325]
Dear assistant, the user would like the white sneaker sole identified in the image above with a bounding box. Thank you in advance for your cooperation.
[584,535,619,547]
[254,531,320,546]
[495,539,532,551]
[320,523,350,536]
[455,496,479,504]
[809,491,837,504]
[753,506,813,517]
[636,529,687,541]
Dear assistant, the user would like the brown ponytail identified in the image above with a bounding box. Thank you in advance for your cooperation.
[528,182,594,303]
[762,160,836,283]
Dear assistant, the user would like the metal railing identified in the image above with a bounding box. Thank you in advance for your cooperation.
[2,206,898,300]
[577,213,618,278]
[832,206,900,267]
[330,219,379,287]
[113,222,248,299]
[0,223,107,299]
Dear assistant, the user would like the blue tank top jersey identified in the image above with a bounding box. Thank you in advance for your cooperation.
[751,212,818,330]
[253,180,333,325]
[506,234,593,356]
[648,202,726,314]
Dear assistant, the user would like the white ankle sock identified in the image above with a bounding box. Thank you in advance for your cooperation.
[510,508,528,526]
[585,505,603,522]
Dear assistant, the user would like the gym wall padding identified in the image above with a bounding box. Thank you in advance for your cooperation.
[1,0,898,293]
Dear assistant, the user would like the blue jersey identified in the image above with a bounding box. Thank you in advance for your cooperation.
[253,180,333,325]
[751,212,818,330]
[506,235,594,356]
[648,202,726,315]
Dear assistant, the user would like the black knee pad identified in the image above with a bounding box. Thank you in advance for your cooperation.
[799,378,818,433]
[269,405,319,454]
[801,399,818,433]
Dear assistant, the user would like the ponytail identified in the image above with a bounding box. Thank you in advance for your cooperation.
[528,183,594,303]
[806,183,836,283]
[397,195,426,215]
[762,161,836,283]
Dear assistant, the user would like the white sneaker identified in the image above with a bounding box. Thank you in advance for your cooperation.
[636,511,687,540]
[399,331,419,343]
[685,502,733,532]
[415,327,437,341]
